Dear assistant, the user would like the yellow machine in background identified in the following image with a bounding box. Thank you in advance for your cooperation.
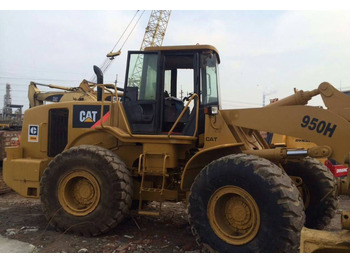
[271,134,319,152]
[28,80,98,108]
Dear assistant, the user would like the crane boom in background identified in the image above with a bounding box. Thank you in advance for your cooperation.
[140,10,171,50]
[129,10,171,86]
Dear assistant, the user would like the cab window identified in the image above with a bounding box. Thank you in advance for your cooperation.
[201,53,219,106]
[126,53,158,101]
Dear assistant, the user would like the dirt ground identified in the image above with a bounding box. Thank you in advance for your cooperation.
[0,183,348,253]
[0,190,200,253]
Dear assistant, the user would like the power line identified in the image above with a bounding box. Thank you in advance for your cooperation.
[110,10,143,53]
[91,10,145,82]
[0,82,29,86]
[0,68,84,76]
[0,76,81,82]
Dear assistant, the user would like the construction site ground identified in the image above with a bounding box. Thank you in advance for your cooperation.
[0,180,199,253]
[0,172,348,253]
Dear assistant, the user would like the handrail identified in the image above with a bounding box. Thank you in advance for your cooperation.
[95,84,114,129]
[167,93,199,138]
[92,84,200,138]
[117,102,134,136]
[92,84,133,135]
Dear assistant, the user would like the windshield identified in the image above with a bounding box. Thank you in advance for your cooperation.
[201,52,219,107]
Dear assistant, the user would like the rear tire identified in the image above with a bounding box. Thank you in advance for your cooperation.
[283,157,338,229]
[40,145,133,236]
[188,154,305,253]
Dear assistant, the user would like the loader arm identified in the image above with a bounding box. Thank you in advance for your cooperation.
[220,82,350,166]
[222,106,350,164]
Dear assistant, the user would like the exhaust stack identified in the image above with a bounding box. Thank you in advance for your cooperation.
[93,65,103,101]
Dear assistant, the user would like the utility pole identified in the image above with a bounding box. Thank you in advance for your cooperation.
[180,87,184,100]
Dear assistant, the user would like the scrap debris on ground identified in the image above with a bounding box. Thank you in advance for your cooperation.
[0,191,201,253]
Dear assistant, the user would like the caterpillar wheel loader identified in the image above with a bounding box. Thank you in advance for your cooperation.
[4,44,350,253]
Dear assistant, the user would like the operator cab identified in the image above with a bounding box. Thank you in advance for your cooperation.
[122,45,220,136]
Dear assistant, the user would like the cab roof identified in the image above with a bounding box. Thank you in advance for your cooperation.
[144,44,220,63]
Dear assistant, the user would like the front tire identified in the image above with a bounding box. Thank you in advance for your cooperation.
[283,157,338,229]
[40,145,133,236]
[188,154,305,253]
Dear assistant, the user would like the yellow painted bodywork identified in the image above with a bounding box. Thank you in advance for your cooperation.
[3,146,49,198]
[301,228,350,253]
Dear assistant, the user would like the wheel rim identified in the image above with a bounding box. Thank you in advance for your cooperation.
[291,176,310,209]
[208,186,260,245]
[58,170,101,216]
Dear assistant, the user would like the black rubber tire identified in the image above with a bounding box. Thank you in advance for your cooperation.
[40,145,133,236]
[283,157,338,230]
[188,154,305,253]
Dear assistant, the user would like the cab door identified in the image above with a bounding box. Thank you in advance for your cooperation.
[123,52,161,134]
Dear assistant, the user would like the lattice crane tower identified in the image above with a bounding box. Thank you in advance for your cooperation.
[129,10,171,87]
[140,10,171,50]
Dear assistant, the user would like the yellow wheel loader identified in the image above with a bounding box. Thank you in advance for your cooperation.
[28,80,99,108]
[3,45,350,252]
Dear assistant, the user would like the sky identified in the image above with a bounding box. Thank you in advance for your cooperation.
[1,3,350,111]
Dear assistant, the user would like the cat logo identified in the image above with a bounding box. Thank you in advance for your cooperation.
[80,110,98,123]
[73,105,109,128]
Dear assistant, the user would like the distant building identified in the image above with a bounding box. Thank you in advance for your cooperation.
[0,83,23,129]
